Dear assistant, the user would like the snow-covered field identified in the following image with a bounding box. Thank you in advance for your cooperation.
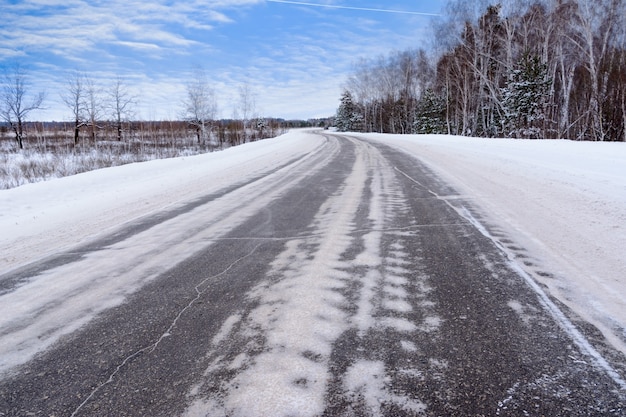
[1,129,625,361]
[0,132,322,272]
[358,133,626,355]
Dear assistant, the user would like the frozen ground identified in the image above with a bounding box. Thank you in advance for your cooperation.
[1,129,625,359]
[356,133,626,355]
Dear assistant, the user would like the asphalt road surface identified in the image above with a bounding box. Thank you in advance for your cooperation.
[1,132,625,416]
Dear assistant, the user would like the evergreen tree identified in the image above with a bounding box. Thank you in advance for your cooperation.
[501,54,551,139]
[335,90,362,132]
[414,89,448,134]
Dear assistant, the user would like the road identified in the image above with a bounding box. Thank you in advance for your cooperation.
[1,132,625,416]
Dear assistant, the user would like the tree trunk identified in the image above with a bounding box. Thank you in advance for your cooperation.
[622,87,626,141]
[11,123,23,149]
[117,122,122,142]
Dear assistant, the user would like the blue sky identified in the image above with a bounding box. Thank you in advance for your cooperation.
[1,0,445,121]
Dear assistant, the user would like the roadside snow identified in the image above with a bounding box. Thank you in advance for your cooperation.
[357,133,626,354]
[0,131,323,274]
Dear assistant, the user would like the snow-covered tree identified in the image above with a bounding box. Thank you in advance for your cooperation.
[414,89,448,134]
[335,90,362,132]
[501,53,551,138]
[182,67,217,146]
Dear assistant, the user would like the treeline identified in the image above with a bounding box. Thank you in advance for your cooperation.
[1,65,331,151]
[0,118,328,189]
[0,118,319,151]
[336,0,626,141]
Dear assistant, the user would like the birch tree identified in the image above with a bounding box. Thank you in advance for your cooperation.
[84,77,103,144]
[108,77,137,141]
[337,0,626,141]
[182,68,217,146]
[62,72,88,145]
[569,0,622,140]
[237,82,256,142]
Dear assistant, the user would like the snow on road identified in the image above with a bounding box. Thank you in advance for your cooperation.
[0,131,329,375]
[1,128,625,394]
[184,137,428,416]
[357,133,626,355]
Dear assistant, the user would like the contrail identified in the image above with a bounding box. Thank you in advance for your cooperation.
[266,0,440,16]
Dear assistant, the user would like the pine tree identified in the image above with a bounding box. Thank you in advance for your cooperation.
[335,90,363,132]
[414,89,448,134]
[501,53,551,138]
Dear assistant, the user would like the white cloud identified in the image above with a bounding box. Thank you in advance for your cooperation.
[0,0,253,63]
[113,41,163,51]
[4,0,437,120]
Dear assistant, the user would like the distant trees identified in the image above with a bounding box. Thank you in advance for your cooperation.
[0,61,304,151]
[62,72,92,145]
[340,49,433,134]
[0,65,45,149]
[61,72,138,145]
[339,0,626,141]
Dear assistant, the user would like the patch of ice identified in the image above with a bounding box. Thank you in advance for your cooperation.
[383,284,408,298]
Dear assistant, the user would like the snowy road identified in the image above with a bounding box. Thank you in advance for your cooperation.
[1,131,625,415]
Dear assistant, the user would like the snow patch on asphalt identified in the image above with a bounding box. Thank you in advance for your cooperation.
[344,360,427,415]
[184,139,371,416]
[183,138,431,416]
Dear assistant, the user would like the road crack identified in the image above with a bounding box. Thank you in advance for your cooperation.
[69,242,263,417]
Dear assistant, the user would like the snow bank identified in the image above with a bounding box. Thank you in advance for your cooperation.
[359,133,626,354]
[0,131,322,274]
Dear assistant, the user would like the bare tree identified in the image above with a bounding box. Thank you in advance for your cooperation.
[568,0,622,140]
[237,82,256,142]
[0,65,45,149]
[108,77,137,141]
[345,58,375,131]
[84,76,103,144]
[337,0,625,141]
[62,71,88,146]
[182,68,218,146]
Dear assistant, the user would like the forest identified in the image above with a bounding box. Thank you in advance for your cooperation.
[336,0,626,141]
